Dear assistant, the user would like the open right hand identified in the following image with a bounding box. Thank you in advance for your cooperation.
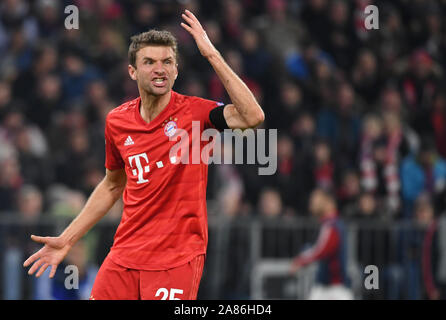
[23,235,72,278]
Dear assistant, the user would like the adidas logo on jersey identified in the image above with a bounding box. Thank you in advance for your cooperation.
[124,136,134,146]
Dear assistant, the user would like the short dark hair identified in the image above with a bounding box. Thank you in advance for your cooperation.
[128,30,178,67]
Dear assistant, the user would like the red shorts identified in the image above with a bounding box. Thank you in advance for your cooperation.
[90,254,205,300]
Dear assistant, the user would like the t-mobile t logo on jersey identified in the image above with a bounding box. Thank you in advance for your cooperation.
[128,153,170,184]
[128,153,150,184]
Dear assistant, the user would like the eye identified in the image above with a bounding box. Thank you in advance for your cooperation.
[165,60,172,65]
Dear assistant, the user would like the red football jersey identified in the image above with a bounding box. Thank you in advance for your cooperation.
[104,90,221,270]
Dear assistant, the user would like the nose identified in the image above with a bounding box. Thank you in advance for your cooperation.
[153,61,166,75]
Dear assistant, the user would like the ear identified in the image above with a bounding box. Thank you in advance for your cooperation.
[128,64,137,81]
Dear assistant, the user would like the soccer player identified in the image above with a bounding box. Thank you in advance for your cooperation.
[289,189,353,300]
[23,10,264,300]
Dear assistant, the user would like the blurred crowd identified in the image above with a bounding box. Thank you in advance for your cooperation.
[1,0,446,299]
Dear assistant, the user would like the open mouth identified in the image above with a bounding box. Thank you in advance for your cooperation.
[152,77,167,87]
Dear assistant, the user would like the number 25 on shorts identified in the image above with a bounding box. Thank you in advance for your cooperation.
[155,288,184,300]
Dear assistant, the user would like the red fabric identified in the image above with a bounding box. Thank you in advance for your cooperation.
[105,90,220,270]
[432,111,446,157]
[278,158,293,175]
[90,254,205,300]
[292,222,340,267]
[422,221,438,299]
[314,162,334,189]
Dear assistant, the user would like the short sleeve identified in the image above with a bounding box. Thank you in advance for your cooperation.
[191,97,226,131]
[104,120,125,170]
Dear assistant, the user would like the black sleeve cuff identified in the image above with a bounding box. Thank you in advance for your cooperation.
[209,105,230,131]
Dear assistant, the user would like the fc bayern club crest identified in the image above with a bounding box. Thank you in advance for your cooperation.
[162,117,178,137]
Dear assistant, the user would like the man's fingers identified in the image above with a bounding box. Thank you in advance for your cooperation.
[181,13,196,28]
[23,251,41,267]
[185,10,202,27]
[35,263,49,278]
[180,22,193,34]
[30,235,48,244]
[49,265,58,279]
[27,259,44,275]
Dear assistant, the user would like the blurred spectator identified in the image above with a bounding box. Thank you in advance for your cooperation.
[300,0,330,48]
[347,192,378,219]
[290,189,352,299]
[208,49,260,103]
[293,113,317,212]
[15,126,53,190]
[13,43,58,104]
[54,129,93,191]
[312,139,335,191]
[401,49,441,135]
[399,194,437,299]
[90,26,126,76]
[422,211,446,300]
[316,82,361,170]
[214,143,245,218]
[352,192,394,299]
[3,184,48,299]
[0,81,15,122]
[16,184,43,222]
[130,2,159,36]
[47,185,87,218]
[239,28,272,87]
[258,188,283,219]
[270,81,306,134]
[60,52,99,105]
[431,91,446,158]
[28,73,62,131]
[351,49,381,105]
[221,0,244,46]
[336,170,360,213]
[0,155,23,211]
[325,0,358,71]
[359,114,384,190]
[84,79,114,125]
[260,0,305,63]
[267,134,299,214]
[0,24,34,81]
[401,138,446,218]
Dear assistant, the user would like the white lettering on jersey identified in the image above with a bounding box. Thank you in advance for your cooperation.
[128,153,150,184]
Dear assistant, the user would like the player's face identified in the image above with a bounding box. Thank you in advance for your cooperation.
[129,46,178,97]
[309,191,324,217]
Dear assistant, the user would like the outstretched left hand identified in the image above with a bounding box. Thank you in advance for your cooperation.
[181,10,218,59]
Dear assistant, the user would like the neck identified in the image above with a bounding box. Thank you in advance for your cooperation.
[139,89,172,124]
[323,206,337,219]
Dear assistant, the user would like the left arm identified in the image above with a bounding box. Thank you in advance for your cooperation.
[290,224,340,273]
[181,10,265,129]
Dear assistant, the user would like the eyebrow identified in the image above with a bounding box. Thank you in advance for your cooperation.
[142,56,174,62]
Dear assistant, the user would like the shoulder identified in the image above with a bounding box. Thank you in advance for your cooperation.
[175,91,220,107]
[106,97,140,123]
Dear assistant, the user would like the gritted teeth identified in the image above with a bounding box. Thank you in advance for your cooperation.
[153,78,167,85]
